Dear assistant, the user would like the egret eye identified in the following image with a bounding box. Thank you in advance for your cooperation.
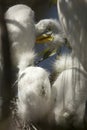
[45,27,52,35]
[47,27,52,32]
[43,27,52,35]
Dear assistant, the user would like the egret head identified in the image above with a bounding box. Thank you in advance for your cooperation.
[36,19,66,49]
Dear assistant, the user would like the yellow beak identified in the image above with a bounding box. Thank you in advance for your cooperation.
[36,34,54,44]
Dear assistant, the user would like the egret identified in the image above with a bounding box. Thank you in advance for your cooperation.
[50,55,87,128]
[36,18,66,50]
[17,66,51,124]
[5,4,87,128]
[16,17,71,128]
[5,4,36,71]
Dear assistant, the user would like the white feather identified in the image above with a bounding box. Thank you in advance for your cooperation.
[5,4,36,69]
[57,0,87,71]
[51,55,87,127]
[17,66,51,123]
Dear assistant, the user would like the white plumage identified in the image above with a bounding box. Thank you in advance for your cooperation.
[5,2,87,128]
[57,0,87,71]
[5,4,52,124]
[55,1,87,127]
[17,66,51,123]
[5,4,36,70]
[51,55,87,127]
[36,19,65,49]
[53,55,83,73]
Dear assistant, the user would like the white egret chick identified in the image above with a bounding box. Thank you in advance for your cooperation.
[51,55,87,128]
[5,4,36,70]
[57,0,87,71]
[17,66,51,123]
[36,19,66,49]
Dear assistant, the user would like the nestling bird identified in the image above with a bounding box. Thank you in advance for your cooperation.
[36,18,66,50]
[17,66,51,123]
[5,3,87,128]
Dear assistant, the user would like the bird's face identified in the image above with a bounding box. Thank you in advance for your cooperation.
[35,19,61,43]
[35,19,71,61]
[36,19,55,44]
